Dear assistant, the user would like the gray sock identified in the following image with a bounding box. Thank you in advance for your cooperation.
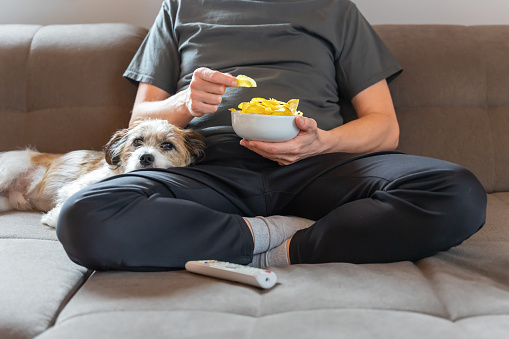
[250,240,290,269]
[246,216,313,255]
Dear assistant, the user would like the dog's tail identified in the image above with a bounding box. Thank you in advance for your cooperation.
[0,149,38,192]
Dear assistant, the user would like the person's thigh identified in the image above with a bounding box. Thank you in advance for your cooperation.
[125,166,268,216]
[278,152,467,219]
[56,166,266,270]
[268,152,486,264]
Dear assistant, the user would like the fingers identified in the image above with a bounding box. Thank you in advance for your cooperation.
[185,91,219,117]
[186,67,237,117]
[194,67,238,87]
[239,117,320,165]
[242,117,317,153]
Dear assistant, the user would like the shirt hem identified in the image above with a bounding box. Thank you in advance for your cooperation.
[346,65,403,100]
[123,69,176,94]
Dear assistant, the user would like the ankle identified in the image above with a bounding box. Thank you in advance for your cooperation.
[243,217,254,242]
[286,237,292,265]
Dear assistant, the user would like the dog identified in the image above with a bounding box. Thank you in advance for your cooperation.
[0,119,205,227]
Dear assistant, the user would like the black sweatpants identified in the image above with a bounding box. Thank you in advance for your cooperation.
[57,142,487,271]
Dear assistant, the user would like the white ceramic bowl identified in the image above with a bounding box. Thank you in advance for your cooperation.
[231,111,300,142]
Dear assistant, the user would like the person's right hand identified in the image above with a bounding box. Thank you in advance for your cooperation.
[184,67,238,117]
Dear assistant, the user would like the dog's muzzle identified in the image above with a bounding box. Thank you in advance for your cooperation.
[139,153,155,166]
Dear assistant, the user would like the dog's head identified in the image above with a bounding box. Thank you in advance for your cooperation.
[104,119,205,172]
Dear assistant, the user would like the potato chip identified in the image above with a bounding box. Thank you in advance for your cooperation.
[236,75,257,87]
[230,97,303,116]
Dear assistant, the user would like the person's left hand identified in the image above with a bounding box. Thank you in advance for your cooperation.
[240,116,330,165]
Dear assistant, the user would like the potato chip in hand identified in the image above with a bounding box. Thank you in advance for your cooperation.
[236,75,257,87]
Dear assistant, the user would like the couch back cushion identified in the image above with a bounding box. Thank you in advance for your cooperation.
[1,24,508,193]
[0,24,147,154]
[341,25,509,193]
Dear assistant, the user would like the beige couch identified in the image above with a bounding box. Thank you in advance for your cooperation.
[1,23,508,338]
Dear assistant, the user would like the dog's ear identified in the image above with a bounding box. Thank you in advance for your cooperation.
[183,129,206,163]
[104,128,128,166]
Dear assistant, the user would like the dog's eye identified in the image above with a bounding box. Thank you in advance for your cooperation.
[133,138,143,147]
[161,142,174,150]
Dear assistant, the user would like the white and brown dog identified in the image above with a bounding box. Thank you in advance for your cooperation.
[0,119,205,227]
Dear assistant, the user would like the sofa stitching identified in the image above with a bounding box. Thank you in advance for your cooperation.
[454,313,509,322]
[490,193,509,208]
[19,104,136,112]
[413,261,454,321]
[46,270,95,330]
[0,237,58,241]
[472,26,497,194]
[53,307,509,327]
[24,25,43,113]
[55,309,252,327]
[245,314,258,339]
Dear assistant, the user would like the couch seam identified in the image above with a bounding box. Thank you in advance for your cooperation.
[414,261,454,321]
[472,26,497,194]
[454,313,509,322]
[53,307,509,327]
[393,103,506,110]
[21,104,136,113]
[44,270,95,331]
[24,25,43,113]
[0,237,58,242]
[489,193,509,208]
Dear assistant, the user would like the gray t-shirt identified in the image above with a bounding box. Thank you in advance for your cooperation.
[124,0,402,145]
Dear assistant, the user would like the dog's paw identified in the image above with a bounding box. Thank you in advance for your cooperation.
[41,207,60,228]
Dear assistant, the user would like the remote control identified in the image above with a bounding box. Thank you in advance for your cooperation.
[185,260,277,289]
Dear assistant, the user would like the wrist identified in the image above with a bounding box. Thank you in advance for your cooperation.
[130,91,194,128]
[168,90,195,119]
[317,128,340,154]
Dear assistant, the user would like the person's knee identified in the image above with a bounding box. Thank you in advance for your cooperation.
[56,177,150,270]
[55,185,110,269]
[438,165,487,248]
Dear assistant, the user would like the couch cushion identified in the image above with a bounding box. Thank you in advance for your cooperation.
[37,194,509,338]
[0,24,148,153]
[395,107,494,192]
[36,310,504,339]
[0,25,41,113]
[0,211,57,241]
[378,25,488,110]
[474,193,509,242]
[372,25,509,193]
[0,212,90,339]
[0,239,89,339]
[37,245,509,338]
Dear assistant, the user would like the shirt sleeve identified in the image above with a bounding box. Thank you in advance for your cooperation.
[335,3,403,100]
[123,1,180,94]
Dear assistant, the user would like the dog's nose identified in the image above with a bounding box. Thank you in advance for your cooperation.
[139,153,155,166]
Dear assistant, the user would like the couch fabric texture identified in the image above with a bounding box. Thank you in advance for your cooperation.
[1,23,508,338]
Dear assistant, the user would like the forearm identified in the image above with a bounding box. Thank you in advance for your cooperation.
[130,91,193,128]
[323,79,400,154]
[130,69,237,128]
[321,112,399,154]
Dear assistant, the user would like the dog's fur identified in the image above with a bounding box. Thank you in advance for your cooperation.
[0,119,205,227]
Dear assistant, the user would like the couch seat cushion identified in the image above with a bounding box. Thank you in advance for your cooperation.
[0,211,57,241]
[36,193,509,338]
[0,212,90,339]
